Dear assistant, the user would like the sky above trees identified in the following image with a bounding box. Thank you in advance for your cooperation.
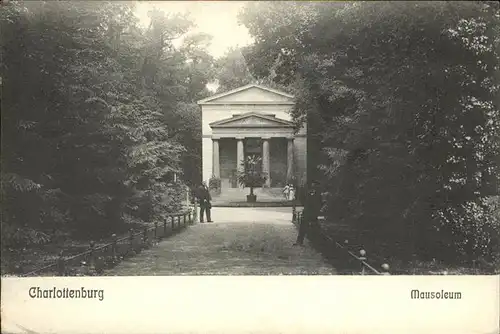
[135,1,254,59]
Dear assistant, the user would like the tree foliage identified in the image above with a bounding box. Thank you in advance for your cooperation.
[1,1,213,265]
[239,1,500,264]
[214,46,297,95]
[214,47,255,92]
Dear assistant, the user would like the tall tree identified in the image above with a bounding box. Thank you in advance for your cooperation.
[239,1,500,263]
[214,47,255,92]
[0,1,214,273]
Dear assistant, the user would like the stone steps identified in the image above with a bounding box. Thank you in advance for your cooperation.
[212,187,289,205]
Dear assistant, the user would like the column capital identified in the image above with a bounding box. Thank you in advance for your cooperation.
[261,136,271,140]
[212,136,221,140]
[235,136,245,140]
[286,136,295,141]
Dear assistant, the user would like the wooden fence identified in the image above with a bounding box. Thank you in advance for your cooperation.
[293,208,390,275]
[22,206,198,277]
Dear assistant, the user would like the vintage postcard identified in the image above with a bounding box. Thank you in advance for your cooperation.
[1,1,499,333]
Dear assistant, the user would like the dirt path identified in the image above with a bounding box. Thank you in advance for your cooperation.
[106,207,336,275]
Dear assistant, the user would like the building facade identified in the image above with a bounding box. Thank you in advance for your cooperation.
[197,84,307,192]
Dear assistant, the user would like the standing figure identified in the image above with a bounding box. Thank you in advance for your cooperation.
[283,184,290,199]
[288,184,296,201]
[294,180,322,246]
[196,182,213,223]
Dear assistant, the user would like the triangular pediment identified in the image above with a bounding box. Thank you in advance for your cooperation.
[210,112,294,128]
[198,84,294,105]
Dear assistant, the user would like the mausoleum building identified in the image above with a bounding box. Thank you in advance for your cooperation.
[197,84,307,193]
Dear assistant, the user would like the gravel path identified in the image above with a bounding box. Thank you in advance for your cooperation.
[106,207,336,275]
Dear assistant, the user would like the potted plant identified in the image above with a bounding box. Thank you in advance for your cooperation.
[237,155,267,203]
[208,175,221,196]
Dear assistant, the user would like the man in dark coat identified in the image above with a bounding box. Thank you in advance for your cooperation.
[294,180,322,246]
[196,181,213,223]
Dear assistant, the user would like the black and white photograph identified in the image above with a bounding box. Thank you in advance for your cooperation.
[1,0,499,280]
[2,1,500,333]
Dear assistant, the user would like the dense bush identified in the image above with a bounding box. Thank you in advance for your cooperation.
[0,1,212,269]
[239,1,500,265]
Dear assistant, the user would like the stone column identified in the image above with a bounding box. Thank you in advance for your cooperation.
[236,137,245,174]
[262,137,271,187]
[212,137,220,178]
[236,137,245,189]
[286,137,294,182]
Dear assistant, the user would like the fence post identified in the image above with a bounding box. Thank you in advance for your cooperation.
[154,221,158,240]
[57,250,65,276]
[381,263,390,275]
[188,211,192,225]
[411,253,418,275]
[359,249,367,275]
[193,202,198,223]
[111,234,117,262]
[292,201,297,222]
[177,215,181,229]
[89,241,96,273]
[164,217,168,235]
[129,228,134,253]
[183,213,186,227]
[171,215,175,230]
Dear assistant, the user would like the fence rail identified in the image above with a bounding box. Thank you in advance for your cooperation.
[293,210,390,275]
[22,205,198,277]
